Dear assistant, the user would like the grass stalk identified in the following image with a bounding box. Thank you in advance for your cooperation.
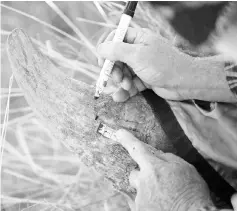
[1,92,25,98]
[1,2,139,210]
[0,113,35,128]
[76,17,116,28]
[0,107,31,115]
[0,3,84,46]
[1,195,73,209]
[1,75,14,209]
[45,1,97,58]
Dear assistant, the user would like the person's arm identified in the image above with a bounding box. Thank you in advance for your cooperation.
[97,28,237,103]
[115,129,237,211]
[115,129,215,211]
[177,56,237,102]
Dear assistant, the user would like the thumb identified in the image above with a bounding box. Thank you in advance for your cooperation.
[97,41,137,66]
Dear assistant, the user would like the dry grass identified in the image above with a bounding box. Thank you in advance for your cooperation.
[0,1,170,210]
[2,2,236,210]
[0,2,137,210]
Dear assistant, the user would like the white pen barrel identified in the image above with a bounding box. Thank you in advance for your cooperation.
[97,14,132,92]
[103,14,132,76]
[113,14,132,42]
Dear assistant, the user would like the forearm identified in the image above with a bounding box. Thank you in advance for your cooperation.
[179,56,237,102]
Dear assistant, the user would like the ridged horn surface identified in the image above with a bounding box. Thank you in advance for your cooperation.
[7,28,174,192]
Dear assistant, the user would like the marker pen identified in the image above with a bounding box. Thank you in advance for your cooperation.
[94,1,138,99]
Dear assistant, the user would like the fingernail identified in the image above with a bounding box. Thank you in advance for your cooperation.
[115,129,126,140]
[115,129,122,139]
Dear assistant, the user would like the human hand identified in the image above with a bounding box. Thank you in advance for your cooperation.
[115,129,215,211]
[97,28,194,102]
[97,28,236,103]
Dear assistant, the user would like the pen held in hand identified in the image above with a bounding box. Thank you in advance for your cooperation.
[94,1,138,100]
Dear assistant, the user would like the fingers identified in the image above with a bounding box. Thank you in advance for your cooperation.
[128,84,138,98]
[101,27,151,45]
[162,153,183,162]
[115,129,152,168]
[97,27,154,65]
[97,30,116,67]
[97,27,149,102]
[113,65,132,90]
[111,65,123,83]
[112,86,137,102]
[112,76,147,102]
[121,76,132,91]
[111,65,143,102]
[122,76,146,99]
[124,27,154,45]
[97,41,138,66]
[123,64,133,79]
[133,76,147,92]
[112,88,130,102]
[97,27,144,68]
[129,170,140,188]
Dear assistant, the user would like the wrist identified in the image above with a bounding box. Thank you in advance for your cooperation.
[182,56,225,89]
[179,56,236,102]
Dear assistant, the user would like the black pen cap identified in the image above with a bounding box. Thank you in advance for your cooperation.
[123,1,138,17]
